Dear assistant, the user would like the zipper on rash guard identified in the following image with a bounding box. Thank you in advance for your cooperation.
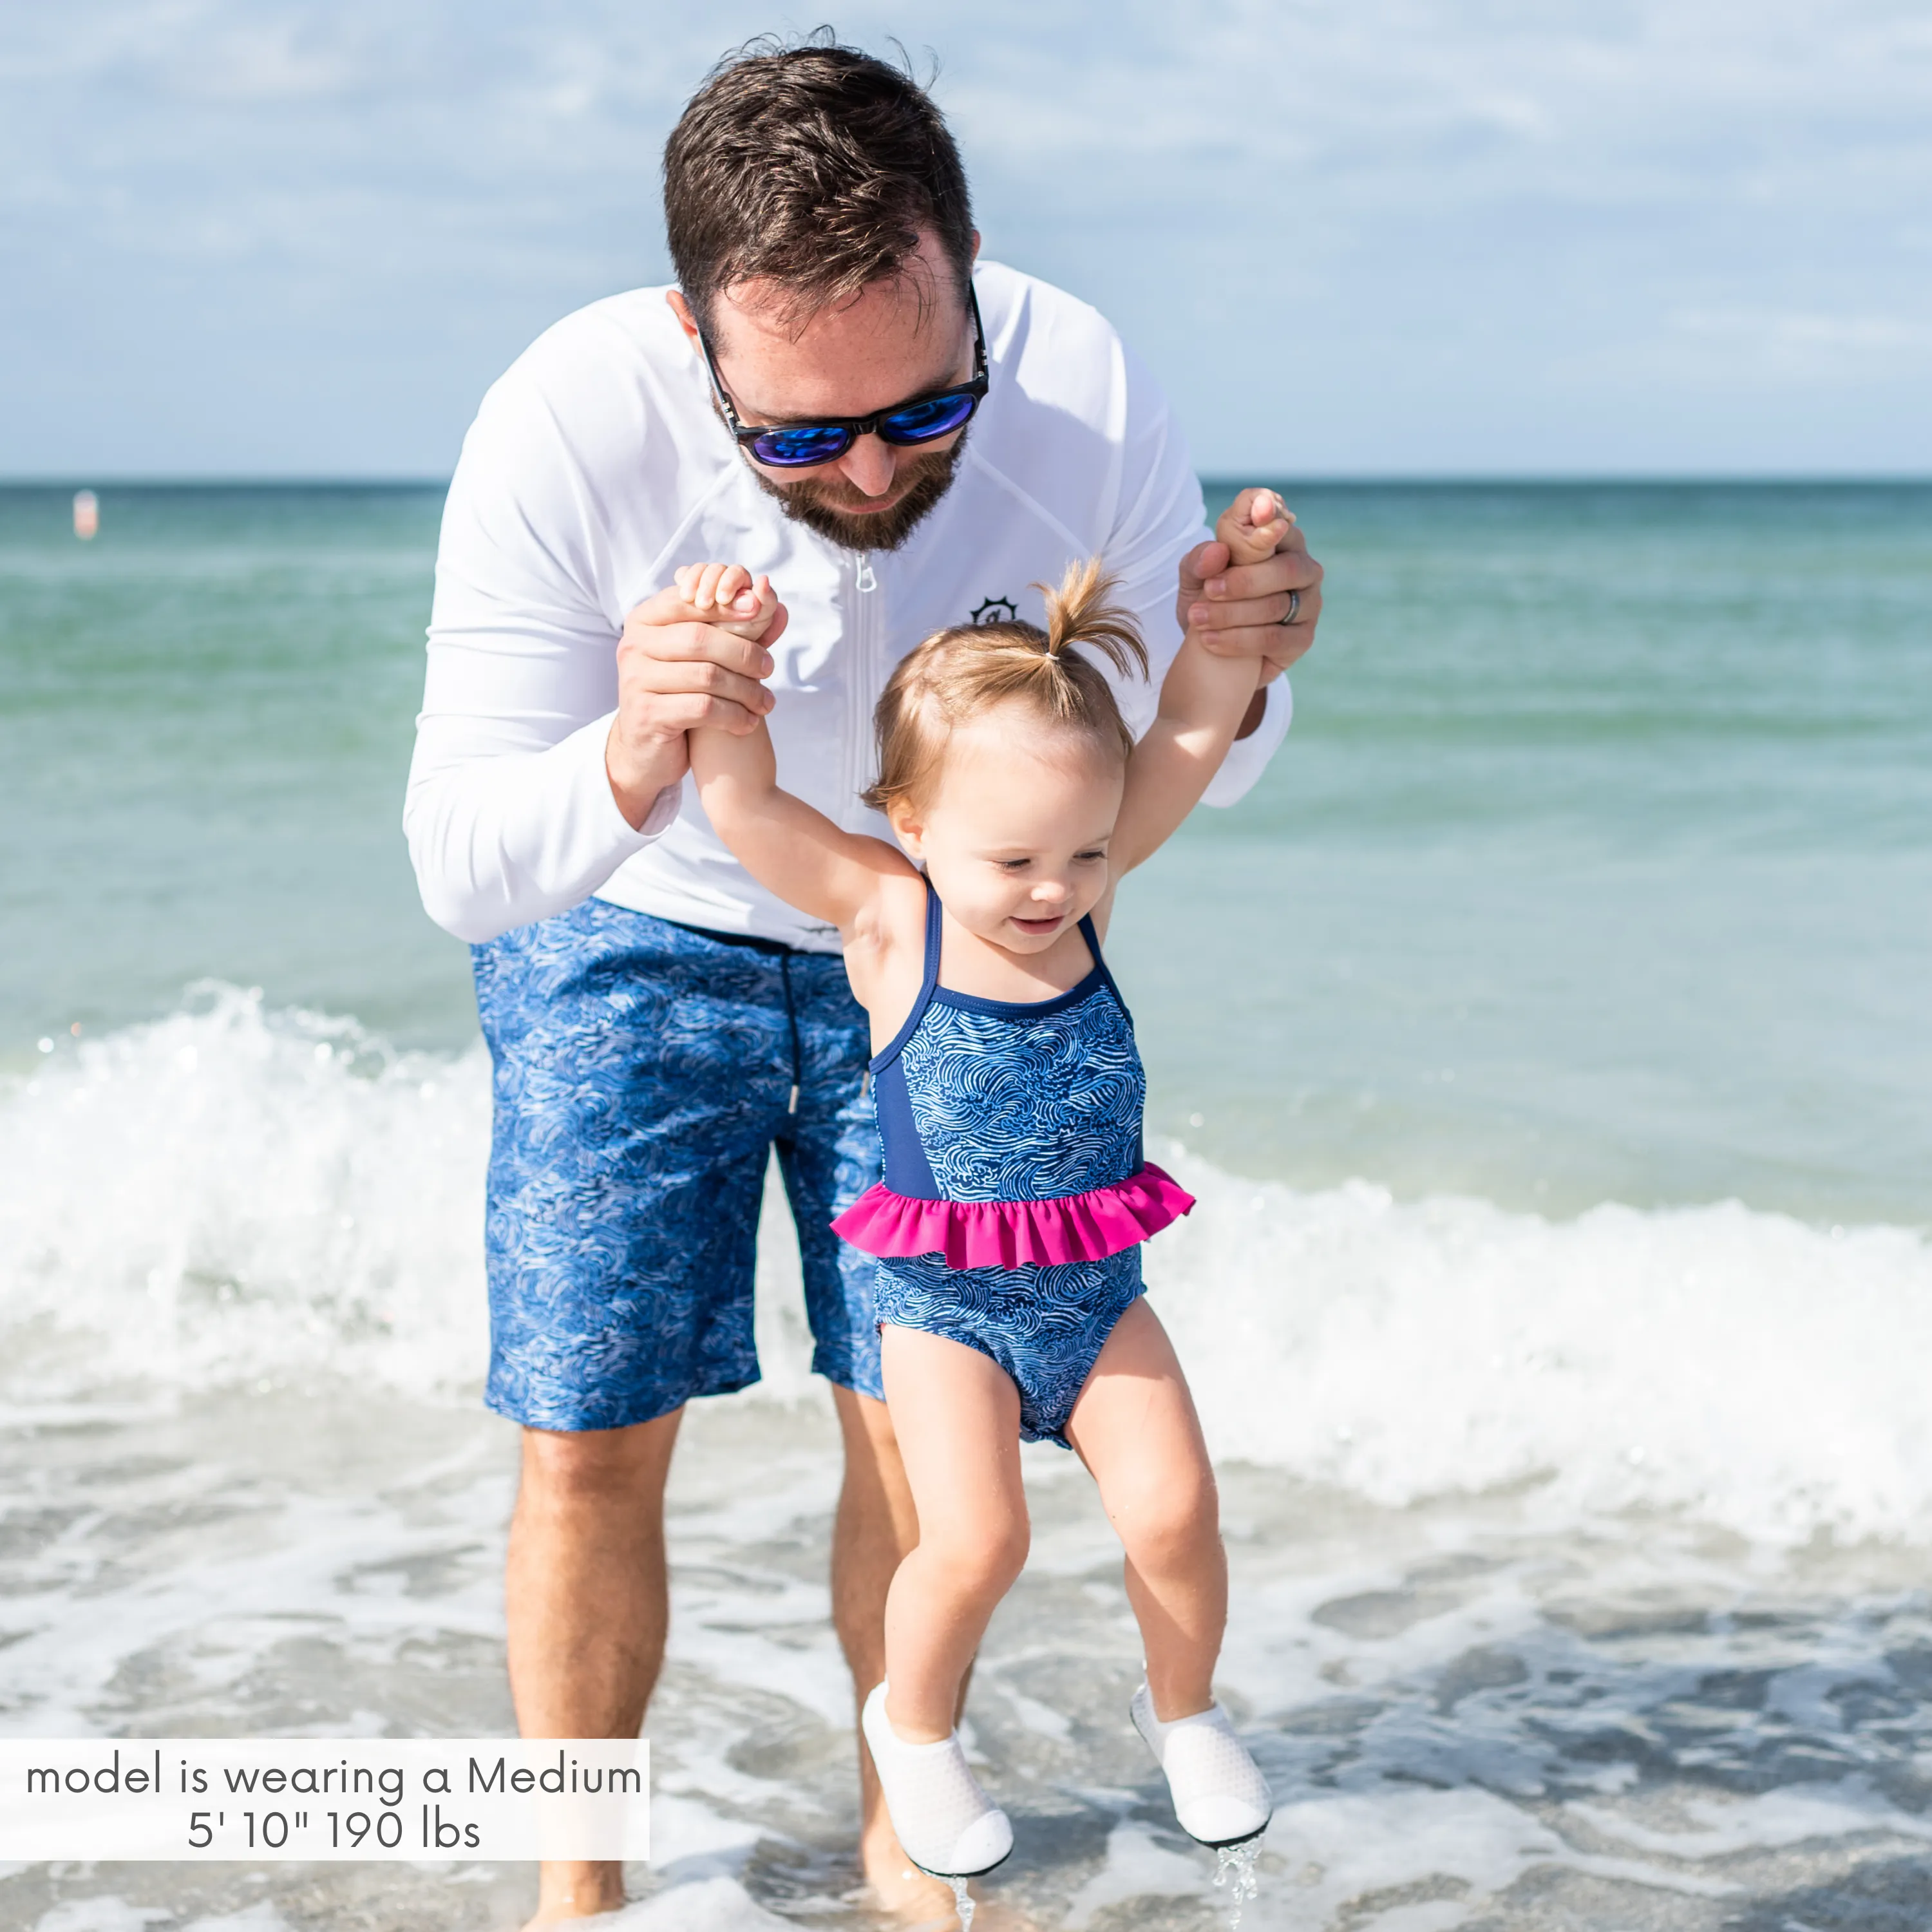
[842,551,883,822]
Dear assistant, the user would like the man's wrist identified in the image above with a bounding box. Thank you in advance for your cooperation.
[605,721,687,831]
[1234,688,1268,740]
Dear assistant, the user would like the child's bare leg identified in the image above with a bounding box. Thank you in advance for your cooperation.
[879,1324,1030,1741]
[1067,1300,1269,1848]
[1064,1298,1226,1719]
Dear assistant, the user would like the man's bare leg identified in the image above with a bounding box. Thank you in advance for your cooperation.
[831,1385,999,1922]
[830,1385,922,1903]
[507,1409,684,1928]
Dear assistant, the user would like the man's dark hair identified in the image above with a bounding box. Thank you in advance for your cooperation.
[663,34,974,336]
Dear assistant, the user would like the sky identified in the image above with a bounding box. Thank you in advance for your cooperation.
[2,1,1927,478]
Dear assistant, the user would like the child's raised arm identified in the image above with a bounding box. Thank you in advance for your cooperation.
[1110,488,1287,874]
[681,563,915,934]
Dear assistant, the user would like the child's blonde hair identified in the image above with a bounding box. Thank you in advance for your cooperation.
[860,558,1148,815]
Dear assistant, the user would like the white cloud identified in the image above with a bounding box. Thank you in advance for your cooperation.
[0,0,1926,473]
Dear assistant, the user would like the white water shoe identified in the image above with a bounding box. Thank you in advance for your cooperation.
[861,1681,1014,1878]
[1130,1683,1273,1847]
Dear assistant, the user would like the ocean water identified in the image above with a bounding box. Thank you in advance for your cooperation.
[2,481,1930,1931]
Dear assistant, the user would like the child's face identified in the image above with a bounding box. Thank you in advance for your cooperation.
[888,703,1124,955]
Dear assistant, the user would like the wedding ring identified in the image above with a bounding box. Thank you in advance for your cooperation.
[1280,589,1301,627]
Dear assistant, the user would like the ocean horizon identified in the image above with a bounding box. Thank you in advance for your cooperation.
[14,469,1930,494]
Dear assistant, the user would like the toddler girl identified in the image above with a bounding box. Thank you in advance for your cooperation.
[684,489,1287,1880]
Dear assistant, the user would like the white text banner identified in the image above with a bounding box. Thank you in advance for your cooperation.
[0,1739,649,1861]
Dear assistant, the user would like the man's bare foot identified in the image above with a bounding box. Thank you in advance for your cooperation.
[860,1814,1037,1928]
[521,1857,627,1928]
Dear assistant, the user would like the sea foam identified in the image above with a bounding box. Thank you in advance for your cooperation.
[3,989,1927,1546]
[0,985,493,1409]
[1151,1157,1932,1544]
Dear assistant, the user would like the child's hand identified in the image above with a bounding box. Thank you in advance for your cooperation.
[1213,488,1293,569]
[672,561,781,643]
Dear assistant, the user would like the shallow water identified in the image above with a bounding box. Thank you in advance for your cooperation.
[3,482,1930,1929]
[7,1378,1932,1930]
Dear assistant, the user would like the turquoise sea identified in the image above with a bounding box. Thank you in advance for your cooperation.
[6,481,1927,1221]
[3,481,1931,1931]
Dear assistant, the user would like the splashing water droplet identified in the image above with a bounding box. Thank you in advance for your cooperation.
[1213,1842,1260,1931]
[948,1873,975,1930]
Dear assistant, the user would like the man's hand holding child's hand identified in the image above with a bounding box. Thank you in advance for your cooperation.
[1175,489,1307,736]
[1186,491,1294,708]
[605,563,785,827]
[1177,484,1321,687]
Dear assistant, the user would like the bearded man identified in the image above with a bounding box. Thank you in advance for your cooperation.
[405,36,1321,1926]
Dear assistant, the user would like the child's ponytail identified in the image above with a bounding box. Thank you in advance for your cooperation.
[862,558,1148,817]
[1040,557,1148,687]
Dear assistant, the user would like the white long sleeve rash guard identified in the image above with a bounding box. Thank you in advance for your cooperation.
[405,262,1293,950]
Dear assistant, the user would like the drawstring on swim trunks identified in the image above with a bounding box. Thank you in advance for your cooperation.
[778,953,802,1113]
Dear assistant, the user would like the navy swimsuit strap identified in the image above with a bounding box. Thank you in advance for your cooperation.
[869,876,947,1074]
[1076,911,1103,969]
[1076,911,1131,1014]
[921,875,945,989]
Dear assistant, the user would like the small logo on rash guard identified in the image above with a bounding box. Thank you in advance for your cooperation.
[971,595,1018,625]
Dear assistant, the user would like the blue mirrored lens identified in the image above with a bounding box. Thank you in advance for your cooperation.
[879,392,977,444]
[751,424,853,467]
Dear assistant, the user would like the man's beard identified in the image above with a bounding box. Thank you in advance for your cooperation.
[747,435,965,553]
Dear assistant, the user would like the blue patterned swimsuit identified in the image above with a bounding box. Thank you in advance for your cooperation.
[833,884,1194,1446]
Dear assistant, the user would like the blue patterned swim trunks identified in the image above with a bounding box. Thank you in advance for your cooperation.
[472,897,883,1431]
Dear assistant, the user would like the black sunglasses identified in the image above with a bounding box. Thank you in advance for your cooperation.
[696,288,989,469]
